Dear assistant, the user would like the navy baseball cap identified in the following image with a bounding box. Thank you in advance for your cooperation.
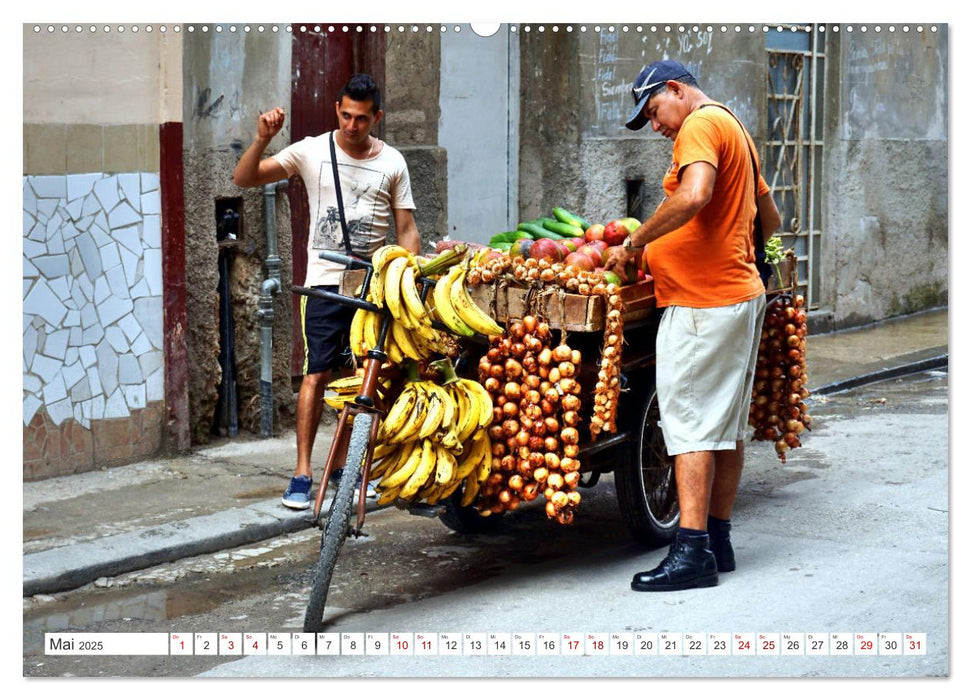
[626,60,695,130]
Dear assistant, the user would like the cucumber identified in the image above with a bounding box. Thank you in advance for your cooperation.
[518,222,563,240]
[542,220,585,238]
[552,206,592,231]
[490,230,527,245]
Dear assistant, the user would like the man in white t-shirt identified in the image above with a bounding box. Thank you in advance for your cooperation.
[233,74,420,509]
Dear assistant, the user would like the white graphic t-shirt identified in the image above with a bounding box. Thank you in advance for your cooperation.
[273,131,416,286]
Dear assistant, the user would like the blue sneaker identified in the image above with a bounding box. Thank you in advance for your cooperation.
[330,469,377,499]
[282,475,313,510]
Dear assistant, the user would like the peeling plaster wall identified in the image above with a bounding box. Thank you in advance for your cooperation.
[520,27,763,227]
[384,31,448,250]
[823,28,948,328]
[182,31,294,442]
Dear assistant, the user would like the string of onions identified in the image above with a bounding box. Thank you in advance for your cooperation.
[748,292,812,462]
[477,315,583,525]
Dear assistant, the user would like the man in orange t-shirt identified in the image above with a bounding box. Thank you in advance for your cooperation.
[607,60,782,592]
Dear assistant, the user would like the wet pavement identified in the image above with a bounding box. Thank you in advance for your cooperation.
[22,306,947,599]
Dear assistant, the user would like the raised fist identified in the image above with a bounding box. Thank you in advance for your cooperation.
[258,107,286,141]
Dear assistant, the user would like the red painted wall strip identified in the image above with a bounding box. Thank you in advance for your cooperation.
[159,121,191,451]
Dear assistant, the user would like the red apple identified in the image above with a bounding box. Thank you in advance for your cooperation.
[576,244,606,267]
[587,239,607,254]
[529,238,564,263]
[560,239,579,253]
[620,217,641,234]
[584,223,606,243]
[554,241,573,259]
[563,251,595,272]
[603,220,630,247]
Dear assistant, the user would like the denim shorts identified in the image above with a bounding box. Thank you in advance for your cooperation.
[300,286,356,375]
[655,295,766,455]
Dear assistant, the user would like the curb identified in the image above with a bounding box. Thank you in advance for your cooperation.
[812,353,948,396]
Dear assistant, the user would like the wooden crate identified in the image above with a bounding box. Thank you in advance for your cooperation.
[470,278,655,332]
[338,268,656,332]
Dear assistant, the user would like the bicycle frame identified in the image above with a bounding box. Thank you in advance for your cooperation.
[292,251,443,532]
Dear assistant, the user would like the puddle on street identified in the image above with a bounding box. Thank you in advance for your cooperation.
[23,587,221,654]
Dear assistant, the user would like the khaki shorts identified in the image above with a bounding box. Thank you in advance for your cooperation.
[655,296,766,456]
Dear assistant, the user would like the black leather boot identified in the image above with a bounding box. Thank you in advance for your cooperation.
[631,534,719,592]
[709,531,736,572]
[706,518,735,572]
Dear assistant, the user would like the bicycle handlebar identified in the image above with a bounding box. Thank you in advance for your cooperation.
[318,250,371,270]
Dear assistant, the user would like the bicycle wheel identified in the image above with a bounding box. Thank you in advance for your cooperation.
[303,412,373,632]
[615,387,680,547]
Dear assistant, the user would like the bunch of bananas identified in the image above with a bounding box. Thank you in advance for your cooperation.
[322,371,391,411]
[432,263,505,338]
[349,307,454,363]
[370,377,494,506]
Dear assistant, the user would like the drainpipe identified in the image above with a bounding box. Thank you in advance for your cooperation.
[259,179,288,438]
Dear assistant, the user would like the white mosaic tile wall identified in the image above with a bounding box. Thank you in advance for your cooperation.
[23,173,165,429]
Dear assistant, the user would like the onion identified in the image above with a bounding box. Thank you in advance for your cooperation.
[547,473,564,490]
[545,501,558,518]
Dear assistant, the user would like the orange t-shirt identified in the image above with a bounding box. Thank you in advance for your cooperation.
[645,102,770,308]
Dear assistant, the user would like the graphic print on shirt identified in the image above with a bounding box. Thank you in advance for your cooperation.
[311,159,388,256]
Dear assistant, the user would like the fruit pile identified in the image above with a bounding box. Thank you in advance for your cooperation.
[748,292,811,463]
[476,316,583,524]
[487,207,648,286]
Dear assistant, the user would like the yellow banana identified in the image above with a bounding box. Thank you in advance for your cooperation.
[371,245,412,275]
[385,331,405,364]
[349,308,368,356]
[362,310,382,352]
[434,444,457,487]
[451,382,479,443]
[377,384,418,442]
[417,384,447,439]
[389,384,429,444]
[399,440,437,499]
[456,378,494,428]
[376,484,402,505]
[323,395,350,410]
[379,439,425,490]
[400,264,428,326]
[449,267,504,336]
[460,470,480,507]
[455,432,488,481]
[433,267,475,337]
[326,374,364,394]
[383,256,409,322]
[391,319,424,361]
[476,439,493,483]
[426,383,457,431]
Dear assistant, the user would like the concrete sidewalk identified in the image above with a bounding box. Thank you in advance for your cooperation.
[22,307,948,597]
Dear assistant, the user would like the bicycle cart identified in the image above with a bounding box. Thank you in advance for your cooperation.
[293,250,797,632]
